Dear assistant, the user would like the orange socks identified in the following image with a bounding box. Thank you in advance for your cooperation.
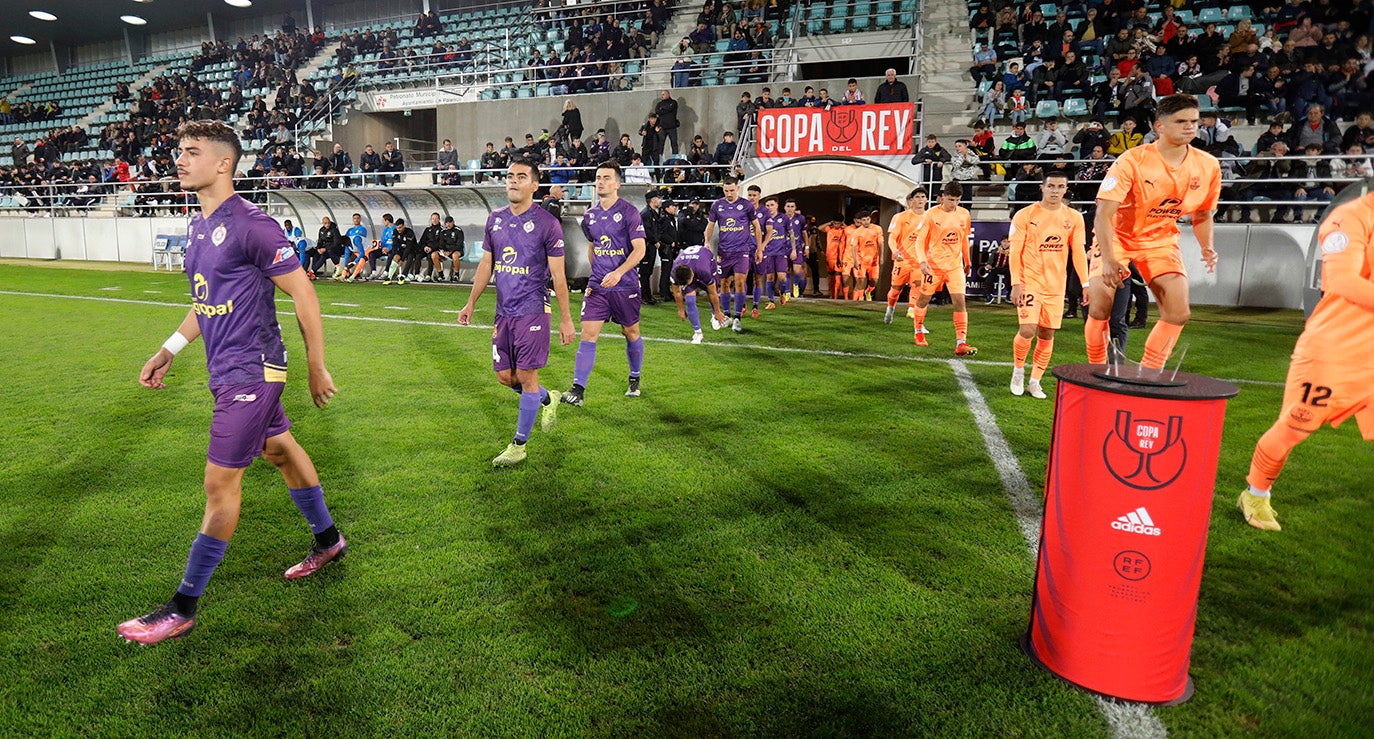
[1084,317,1109,364]
[912,306,928,333]
[1141,321,1184,369]
[1013,334,1033,368]
[1031,337,1055,381]
[886,288,902,308]
[953,311,968,342]
[1246,421,1313,492]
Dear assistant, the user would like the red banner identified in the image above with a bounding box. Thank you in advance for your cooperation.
[755,103,915,158]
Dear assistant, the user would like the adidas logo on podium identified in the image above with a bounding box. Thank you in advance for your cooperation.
[1111,507,1162,536]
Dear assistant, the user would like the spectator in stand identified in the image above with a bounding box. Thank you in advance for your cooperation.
[1056,51,1089,98]
[689,22,715,53]
[639,113,665,166]
[358,143,381,185]
[435,139,458,183]
[671,39,695,88]
[1333,144,1374,180]
[948,139,980,201]
[715,131,737,165]
[1294,143,1337,223]
[1287,104,1343,153]
[1007,88,1030,126]
[736,91,757,132]
[874,69,909,104]
[560,100,584,142]
[978,80,1007,125]
[1193,112,1234,152]
[1120,66,1156,127]
[970,43,998,84]
[1074,144,1112,204]
[1036,118,1069,158]
[613,133,636,166]
[840,78,865,105]
[625,154,652,184]
[380,141,405,185]
[999,121,1037,179]
[1002,61,1027,95]
[655,90,680,157]
[1071,118,1110,159]
[1344,112,1374,151]
[1238,140,1299,223]
[11,137,29,165]
[916,134,950,198]
[1107,118,1143,156]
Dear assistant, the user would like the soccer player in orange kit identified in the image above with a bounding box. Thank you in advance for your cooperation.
[1238,191,1374,531]
[1008,171,1088,398]
[914,181,977,355]
[1086,94,1221,370]
[885,188,928,329]
[823,218,849,299]
[849,211,883,301]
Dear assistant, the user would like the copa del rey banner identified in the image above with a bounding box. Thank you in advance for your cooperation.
[755,103,915,158]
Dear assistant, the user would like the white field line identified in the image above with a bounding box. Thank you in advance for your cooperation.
[0,290,1282,388]
[947,359,1168,739]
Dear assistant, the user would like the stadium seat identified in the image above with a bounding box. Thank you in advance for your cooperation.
[853,2,872,30]
[1034,99,1060,118]
[1197,94,1216,112]
[715,39,731,52]
[1227,6,1253,21]
[1198,8,1224,24]
[828,12,847,34]
[1061,97,1089,117]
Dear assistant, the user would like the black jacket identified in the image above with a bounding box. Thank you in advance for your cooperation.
[658,211,679,260]
[439,224,465,256]
[318,222,342,254]
[654,97,680,130]
[359,150,382,172]
[392,226,419,254]
[419,223,443,252]
[678,208,708,247]
[640,207,664,264]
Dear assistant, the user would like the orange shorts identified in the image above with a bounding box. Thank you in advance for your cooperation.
[1015,289,1067,330]
[891,261,919,287]
[919,265,967,296]
[853,261,879,280]
[827,247,845,274]
[1278,356,1374,439]
[1088,247,1186,286]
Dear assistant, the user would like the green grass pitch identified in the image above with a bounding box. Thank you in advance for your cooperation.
[0,262,1369,737]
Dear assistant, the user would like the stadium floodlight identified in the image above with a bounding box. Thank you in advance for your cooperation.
[120,15,147,25]
[225,0,253,8]
[10,35,36,44]
[28,11,58,21]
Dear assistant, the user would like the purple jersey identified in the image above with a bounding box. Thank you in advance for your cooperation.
[671,245,718,290]
[582,196,646,291]
[785,213,807,251]
[762,212,792,256]
[709,196,758,254]
[485,204,565,318]
[184,194,300,386]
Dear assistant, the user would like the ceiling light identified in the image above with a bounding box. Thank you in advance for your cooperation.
[10,35,37,45]
[225,0,254,7]
[29,11,57,21]
[121,15,147,25]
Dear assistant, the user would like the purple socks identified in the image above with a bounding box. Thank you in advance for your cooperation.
[573,340,597,387]
[288,485,335,534]
[177,533,228,597]
[515,391,540,442]
[684,294,701,330]
[626,338,644,379]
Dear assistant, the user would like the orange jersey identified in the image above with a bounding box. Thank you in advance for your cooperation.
[1009,202,1089,296]
[1096,142,1220,252]
[849,224,883,265]
[888,209,923,263]
[916,205,972,270]
[1294,192,1374,366]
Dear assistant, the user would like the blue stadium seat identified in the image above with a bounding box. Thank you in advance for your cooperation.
[853,2,872,30]
[1034,99,1060,118]
[1196,94,1216,112]
[715,39,731,52]
[1062,98,1089,117]
[1226,6,1253,21]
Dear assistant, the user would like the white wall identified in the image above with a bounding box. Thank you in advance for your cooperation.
[8,52,55,77]
[73,40,126,69]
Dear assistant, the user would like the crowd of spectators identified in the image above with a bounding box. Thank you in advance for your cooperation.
[668,0,790,87]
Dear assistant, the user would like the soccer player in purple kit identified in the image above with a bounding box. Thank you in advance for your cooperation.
[704,177,764,333]
[562,161,648,406]
[759,196,793,311]
[783,199,808,299]
[670,245,729,343]
[117,121,345,646]
[458,159,576,467]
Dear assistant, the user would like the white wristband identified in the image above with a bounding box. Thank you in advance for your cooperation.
[162,332,189,356]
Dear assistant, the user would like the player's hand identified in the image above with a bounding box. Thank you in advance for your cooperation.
[457,304,474,325]
[600,272,620,288]
[1081,293,1090,306]
[1200,245,1218,273]
[1100,256,1127,290]
[558,318,576,345]
[308,367,338,408]
[677,307,687,321]
[965,263,973,277]
[714,310,727,325]
[1010,284,1024,307]
[919,262,932,279]
[139,349,174,389]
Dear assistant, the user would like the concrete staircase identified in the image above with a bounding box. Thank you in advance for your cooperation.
[79,65,168,129]
[641,7,704,88]
[916,0,977,139]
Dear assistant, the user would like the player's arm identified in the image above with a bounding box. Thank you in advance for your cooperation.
[271,268,337,409]
[705,282,725,322]
[1007,213,1027,305]
[1093,199,1126,289]
[458,250,494,324]
[915,220,933,276]
[548,254,576,344]
[759,225,773,261]
[703,220,716,254]
[672,283,686,320]
[1320,223,1374,310]
[1070,213,1090,290]
[140,309,201,390]
[961,221,972,275]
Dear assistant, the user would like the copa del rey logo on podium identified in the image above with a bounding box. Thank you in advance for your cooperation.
[755,103,914,158]
[1102,410,1188,491]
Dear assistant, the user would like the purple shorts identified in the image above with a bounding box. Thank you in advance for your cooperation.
[719,251,752,277]
[208,382,291,469]
[761,254,790,275]
[493,312,551,372]
[791,249,808,267]
[580,287,641,326]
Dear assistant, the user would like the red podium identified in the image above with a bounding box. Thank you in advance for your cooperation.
[1022,364,1239,705]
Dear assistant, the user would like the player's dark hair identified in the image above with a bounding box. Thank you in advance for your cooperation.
[176,120,243,166]
[595,160,622,179]
[764,196,778,205]
[942,180,963,198]
[1042,170,1069,182]
[509,158,541,178]
[721,176,738,186]
[382,213,394,222]
[1157,93,1201,117]
[672,264,692,285]
[907,187,925,200]
[747,184,761,194]
[784,198,796,206]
